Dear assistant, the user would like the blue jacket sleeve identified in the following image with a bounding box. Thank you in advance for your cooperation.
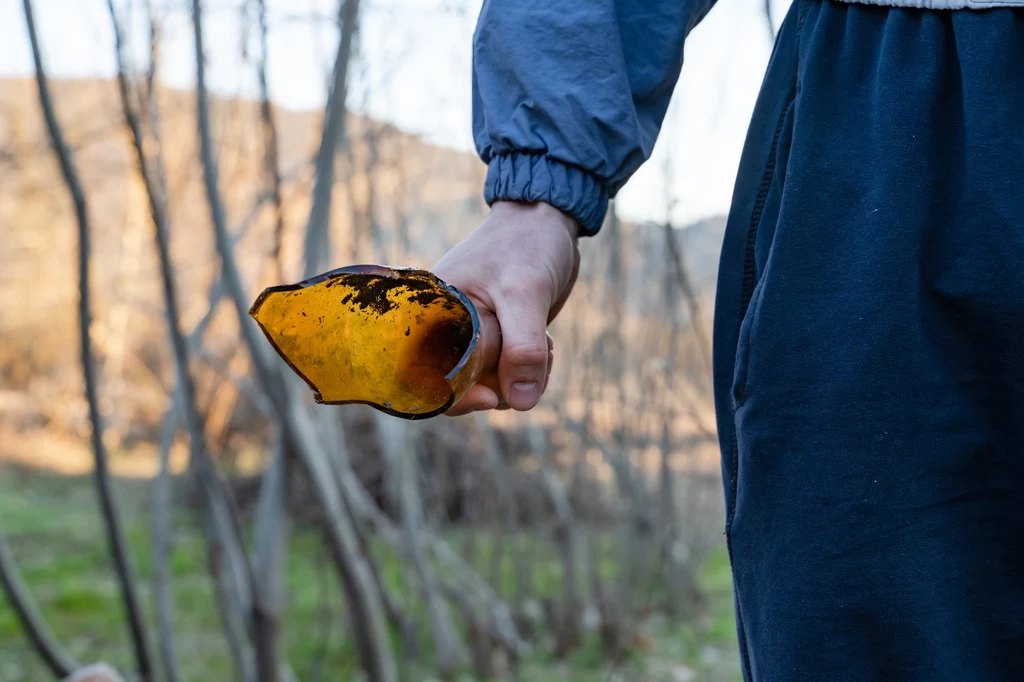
[471,0,717,236]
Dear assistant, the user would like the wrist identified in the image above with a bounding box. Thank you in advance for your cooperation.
[490,200,580,241]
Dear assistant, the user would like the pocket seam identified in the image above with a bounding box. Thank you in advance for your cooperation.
[729,89,795,412]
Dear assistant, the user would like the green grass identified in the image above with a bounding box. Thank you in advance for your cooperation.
[0,467,740,681]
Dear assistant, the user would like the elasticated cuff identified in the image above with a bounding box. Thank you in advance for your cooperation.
[483,153,609,237]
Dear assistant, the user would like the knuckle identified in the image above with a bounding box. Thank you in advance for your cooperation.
[499,270,550,300]
[503,341,549,369]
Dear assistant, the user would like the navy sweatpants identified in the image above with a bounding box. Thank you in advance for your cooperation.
[712,1,1024,680]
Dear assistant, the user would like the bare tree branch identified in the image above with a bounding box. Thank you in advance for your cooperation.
[252,430,287,682]
[107,4,260,679]
[154,392,183,682]
[280,389,398,682]
[192,4,396,680]
[375,415,467,675]
[303,0,361,277]
[528,425,582,657]
[184,154,314,356]
[327,432,523,656]
[659,419,693,615]
[250,7,294,673]
[304,547,335,682]
[145,0,160,104]
[0,519,78,678]
[318,417,417,660]
[255,0,287,282]
[663,222,713,378]
[22,3,154,679]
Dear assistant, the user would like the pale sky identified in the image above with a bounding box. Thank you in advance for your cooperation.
[1,0,793,227]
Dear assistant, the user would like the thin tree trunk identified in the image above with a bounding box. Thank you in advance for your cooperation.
[154,395,183,682]
[253,431,287,682]
[280,388,397,682]
[303,0,361,277]
[144,0,160,104]
[23,3,154,679]
[251,5,298,674]
[659,419,691,615]
[328,426,523,656]
[0,520,78,678]
[528,426,581,656]
[375,415,466,675]
[251,4,291,677]
[147,9,181,677]
[475,415,513,600]
[663,222,712,377]
[106,4,258,679]
[255,0,287,282]
[323,418,417,663]
[191,5,396,680]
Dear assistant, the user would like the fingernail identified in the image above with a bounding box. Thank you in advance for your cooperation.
[509,381,539,409]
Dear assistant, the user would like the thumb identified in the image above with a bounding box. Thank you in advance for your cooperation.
[495,290,551,411]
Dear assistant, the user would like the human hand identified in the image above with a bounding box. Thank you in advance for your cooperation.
[431,200,580,415]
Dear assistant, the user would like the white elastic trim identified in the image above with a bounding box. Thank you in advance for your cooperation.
[836,0,1024,9]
